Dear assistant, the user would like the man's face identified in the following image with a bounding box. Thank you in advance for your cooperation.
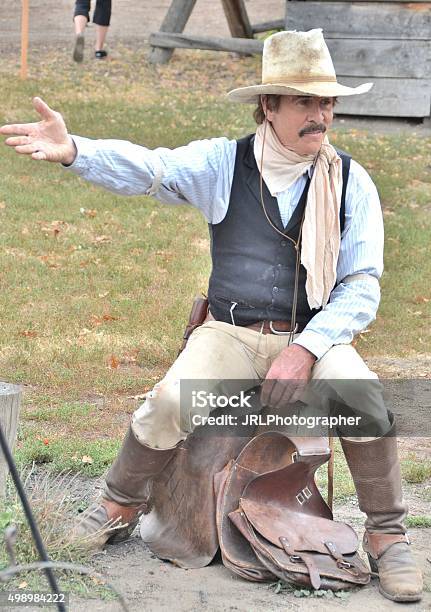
[263,95,335,156]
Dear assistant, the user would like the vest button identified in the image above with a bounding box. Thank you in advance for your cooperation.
[273,286,279,293]
[280,240,287,247]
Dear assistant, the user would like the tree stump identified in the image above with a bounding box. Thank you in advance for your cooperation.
[0,383,21,498]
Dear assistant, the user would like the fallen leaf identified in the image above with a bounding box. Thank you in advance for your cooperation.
[81,455,93,464]
[40,220,67,237]
[90,313,119,326]
[80,208,97,218]
[109,355,120,369]
[93,235,111,245]
[19,330,38,338]
[18,581,28,589]
[43,438,50,446]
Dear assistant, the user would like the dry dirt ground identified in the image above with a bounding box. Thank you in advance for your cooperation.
[0,0,285,54]
[1,2,430,611]
[63,471,430,612]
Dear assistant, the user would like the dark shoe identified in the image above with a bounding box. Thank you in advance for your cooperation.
[72,426,177,550]
[73,34,85,63]
[95,50,108,59]
[364,533,423,602]
[341,421,423,602]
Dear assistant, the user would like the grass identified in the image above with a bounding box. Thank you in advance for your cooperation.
[401,454,431,484]
[405,516,431,529]
[0,468,117,601]
[0,45,430,468]
[0,42,429,609]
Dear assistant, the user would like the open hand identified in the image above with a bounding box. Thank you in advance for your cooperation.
[261,343,316,408]
[0,97,76,165]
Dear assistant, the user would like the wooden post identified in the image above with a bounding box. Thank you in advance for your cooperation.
[149,32,263,55]
[149,0,198,65]
[221,0,253,38]
[20,0,29,80]
[0,383,21,497]
[251,19,284,34]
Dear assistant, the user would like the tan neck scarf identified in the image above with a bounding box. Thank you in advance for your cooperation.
[254,121,342,309]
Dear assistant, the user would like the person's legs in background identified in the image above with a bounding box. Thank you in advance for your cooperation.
[93,0,111,58]
[72,0,90,62]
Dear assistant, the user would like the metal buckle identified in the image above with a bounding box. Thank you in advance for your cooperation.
[291,451,298,463]
[296,492,305,505]
[269,321,298,336]
[296,487,312,505]
[337,560,354,570]
[303,486,312,499]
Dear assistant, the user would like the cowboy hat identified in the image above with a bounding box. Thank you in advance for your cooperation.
[227,29,373,103]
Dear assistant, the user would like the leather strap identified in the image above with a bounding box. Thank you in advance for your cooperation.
[279,536,321,590]
[204,311,304,334]
[363,532,410,560]
[324,540,369,580]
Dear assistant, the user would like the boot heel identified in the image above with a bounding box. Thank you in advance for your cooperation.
[367,553,379,574]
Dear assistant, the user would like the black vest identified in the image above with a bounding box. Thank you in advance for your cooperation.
[207,134,351,326]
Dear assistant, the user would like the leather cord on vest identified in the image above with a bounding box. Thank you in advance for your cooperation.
[258,118,310,345]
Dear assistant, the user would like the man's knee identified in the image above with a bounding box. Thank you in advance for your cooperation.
[313,344,378,380]
[132,380,185,449]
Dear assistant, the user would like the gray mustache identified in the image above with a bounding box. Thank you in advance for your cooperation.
[299,124,327,137]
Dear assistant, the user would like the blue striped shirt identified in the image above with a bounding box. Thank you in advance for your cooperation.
[67,135,383,360]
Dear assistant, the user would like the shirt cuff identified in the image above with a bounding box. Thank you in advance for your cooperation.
[293,329,333,361]
[62,135,96,175]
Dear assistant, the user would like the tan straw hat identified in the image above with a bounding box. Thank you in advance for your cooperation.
[227,29,373,103]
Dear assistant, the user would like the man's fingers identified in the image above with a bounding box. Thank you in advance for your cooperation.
[270,381,295,408]
[5,136,31,147]
[33,96,56,120]
[15,143,43,155]
[260,379,275,407]
[0,123,36,136]
[290,382,306,404]
[31,150,47,161]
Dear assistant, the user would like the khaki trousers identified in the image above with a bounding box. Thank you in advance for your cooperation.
[132,321,390,449]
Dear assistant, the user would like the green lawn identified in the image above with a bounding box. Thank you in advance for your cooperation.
[0,46,430,473]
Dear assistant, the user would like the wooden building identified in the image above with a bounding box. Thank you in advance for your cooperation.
[286,1,431,118]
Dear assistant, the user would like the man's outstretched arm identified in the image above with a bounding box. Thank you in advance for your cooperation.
[1,98,236,224]
[0,97,77,165]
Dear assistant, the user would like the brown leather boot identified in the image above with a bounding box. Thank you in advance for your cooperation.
[341,423,423,603]
[73,426,177,549]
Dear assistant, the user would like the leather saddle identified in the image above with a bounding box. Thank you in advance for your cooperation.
[218,431,370,590]
[140,408,370,590]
